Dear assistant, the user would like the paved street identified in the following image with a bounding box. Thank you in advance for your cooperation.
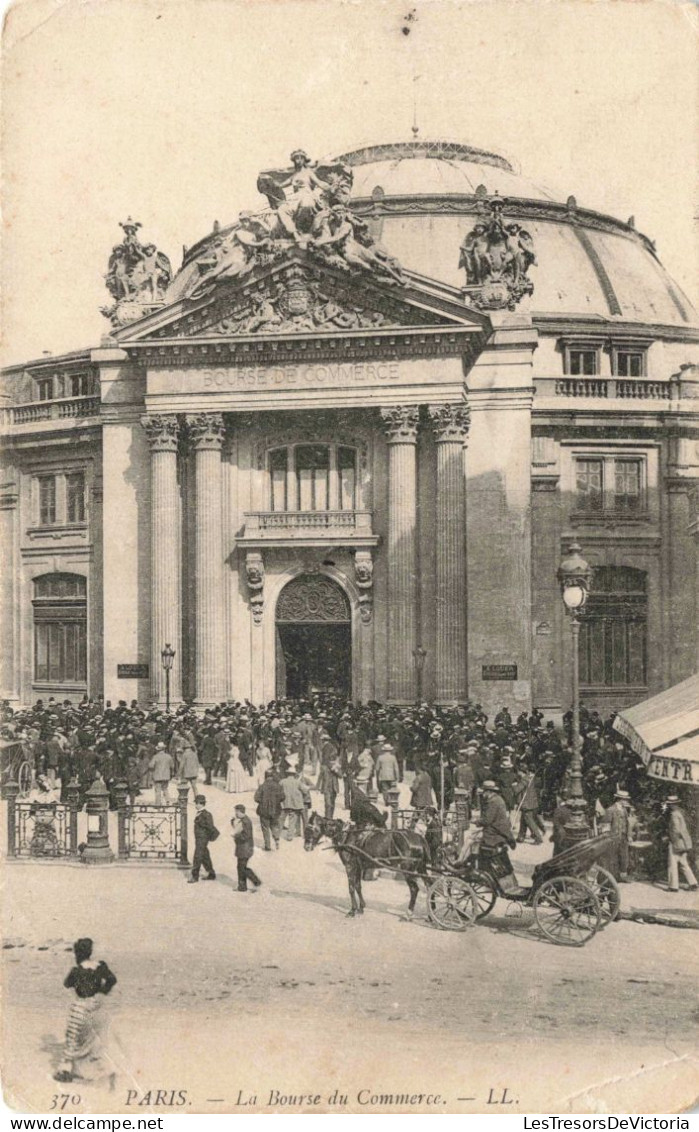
[2,781,698,1115]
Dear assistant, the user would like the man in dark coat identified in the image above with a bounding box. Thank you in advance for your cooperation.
[188,795,218,883]
[350,787,387,829]
[231,804,261,892]
[254,770,285,850]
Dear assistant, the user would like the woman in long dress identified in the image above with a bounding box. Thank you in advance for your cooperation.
[226,743,250,793]
[54,938,120,1089]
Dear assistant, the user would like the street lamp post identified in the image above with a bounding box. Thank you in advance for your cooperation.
[161,643,175,713]
[413,647,427,703]
[557,542,594,844]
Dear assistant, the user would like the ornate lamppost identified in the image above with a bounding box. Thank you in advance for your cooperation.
[161,643,175,713]
[557,542,594,843]
[413,647,427,703]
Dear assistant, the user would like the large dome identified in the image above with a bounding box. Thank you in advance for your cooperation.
[167,139,697,328]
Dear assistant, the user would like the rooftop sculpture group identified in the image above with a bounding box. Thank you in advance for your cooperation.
[190,149,405,296]
[459,195,536,311]
[102,218,172,327]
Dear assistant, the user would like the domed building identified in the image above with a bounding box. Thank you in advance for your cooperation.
[2,138,698,717]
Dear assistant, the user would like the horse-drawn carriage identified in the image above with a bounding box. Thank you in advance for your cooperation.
[0,738,34,798]
[427,831,621,947]
[304,812,619,948]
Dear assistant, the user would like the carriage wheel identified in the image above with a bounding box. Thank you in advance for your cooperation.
[584,865,621,926]
[465,870,498,920]
[533,877,601,947]
[427,877,478,931]
[17,761,33,798]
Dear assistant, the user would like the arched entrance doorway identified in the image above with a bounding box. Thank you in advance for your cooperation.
[275,574,352,699]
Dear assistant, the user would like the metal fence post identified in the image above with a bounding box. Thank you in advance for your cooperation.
[177,781,190,868]
[113,782,129,859]
[66,778,81,856]
[5,782,19,857]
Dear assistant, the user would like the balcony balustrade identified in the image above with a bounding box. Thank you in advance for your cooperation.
[239,509,377,546]
[5,396,100,426]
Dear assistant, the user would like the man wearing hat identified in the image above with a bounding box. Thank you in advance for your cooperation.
[477,780,518,889]
[149,741,173,806]
[665,796,698,892]
[188,795,219,883]
[601,789,636,882]
[374,741,399,805]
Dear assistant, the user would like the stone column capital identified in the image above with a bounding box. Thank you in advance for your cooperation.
[380,405,420,444]
[141,413,180,452]
[427,401,471,443]
[187,412,226,451]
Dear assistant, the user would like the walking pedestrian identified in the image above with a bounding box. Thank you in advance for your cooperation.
[188,795,218,883]
[254,769,284,850]
[602,789,635,882]
[665,795,698,892]
[375,742,399,805]
[231,804,262,892]
[54,937,119,1088]
[149,742,173,806]
[177,744,201,801]
[280,768,310,840]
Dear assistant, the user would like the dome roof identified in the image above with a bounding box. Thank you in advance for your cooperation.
[167,139,697,330]
[334,140,556,202]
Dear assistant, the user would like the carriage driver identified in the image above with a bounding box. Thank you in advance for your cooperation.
[475,780,519,891]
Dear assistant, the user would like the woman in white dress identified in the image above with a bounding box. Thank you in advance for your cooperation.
[254,740,272,787]
[227,743,250,793]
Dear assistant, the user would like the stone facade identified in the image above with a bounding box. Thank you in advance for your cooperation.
[2,141,698,716]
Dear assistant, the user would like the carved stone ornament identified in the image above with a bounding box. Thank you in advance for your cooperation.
[187,148,406,300]
[276,574,351,623]
[354,551,373,624]
[458,195,536,311]
[427,402,471,443]
[380,405,420,444]
[186,413,226,451]
[245,552,265,625]
[141,414,180,452]
[102,217,172,327]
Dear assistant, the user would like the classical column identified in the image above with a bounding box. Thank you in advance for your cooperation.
[142,414,182,705]
[428,402,470,702]
[188,412,227,706]
[380,405,420,702]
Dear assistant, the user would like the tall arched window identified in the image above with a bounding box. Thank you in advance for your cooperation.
[268,444,357,512]
[33,574,87,685]
[579,566,647,689]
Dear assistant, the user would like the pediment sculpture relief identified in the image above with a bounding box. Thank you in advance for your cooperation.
[190,148,405,298]
[102,218,173,327]
[459,195,536,311]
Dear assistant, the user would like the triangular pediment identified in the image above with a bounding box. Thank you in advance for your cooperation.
[115,249,488,344]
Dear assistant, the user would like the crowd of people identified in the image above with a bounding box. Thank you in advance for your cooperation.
[1,692,695,888]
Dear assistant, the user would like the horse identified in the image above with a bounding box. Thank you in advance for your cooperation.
[304,811,432,919]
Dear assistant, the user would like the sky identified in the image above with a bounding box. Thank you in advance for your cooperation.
[2,0,697,366]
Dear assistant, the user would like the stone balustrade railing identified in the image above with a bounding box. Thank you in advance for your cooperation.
[5,396,100,426]
[537,378,671,402]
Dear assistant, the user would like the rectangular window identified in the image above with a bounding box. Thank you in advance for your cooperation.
[34,621,86,683]
[38,476,57,526]
[614,351,644,378]
[575,458,603,512]
[36,377,54,401]
[614,459,642,512]
[68,373,91,397]
[269,449,288,512]
[66,472,86,524]
[296,445,329,512]
[338,446,356,511]
[569,350,598,376]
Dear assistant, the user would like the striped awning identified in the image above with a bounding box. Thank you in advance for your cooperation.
[613,673,699,787]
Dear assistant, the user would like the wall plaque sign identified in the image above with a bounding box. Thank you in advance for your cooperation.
[482,664,518,681]
[117,663,149,679]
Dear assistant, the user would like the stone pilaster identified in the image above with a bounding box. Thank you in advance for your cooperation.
[142,414,182,705]
[428,402,470,702]
[380,405,420,703]
[188,412,227,706]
